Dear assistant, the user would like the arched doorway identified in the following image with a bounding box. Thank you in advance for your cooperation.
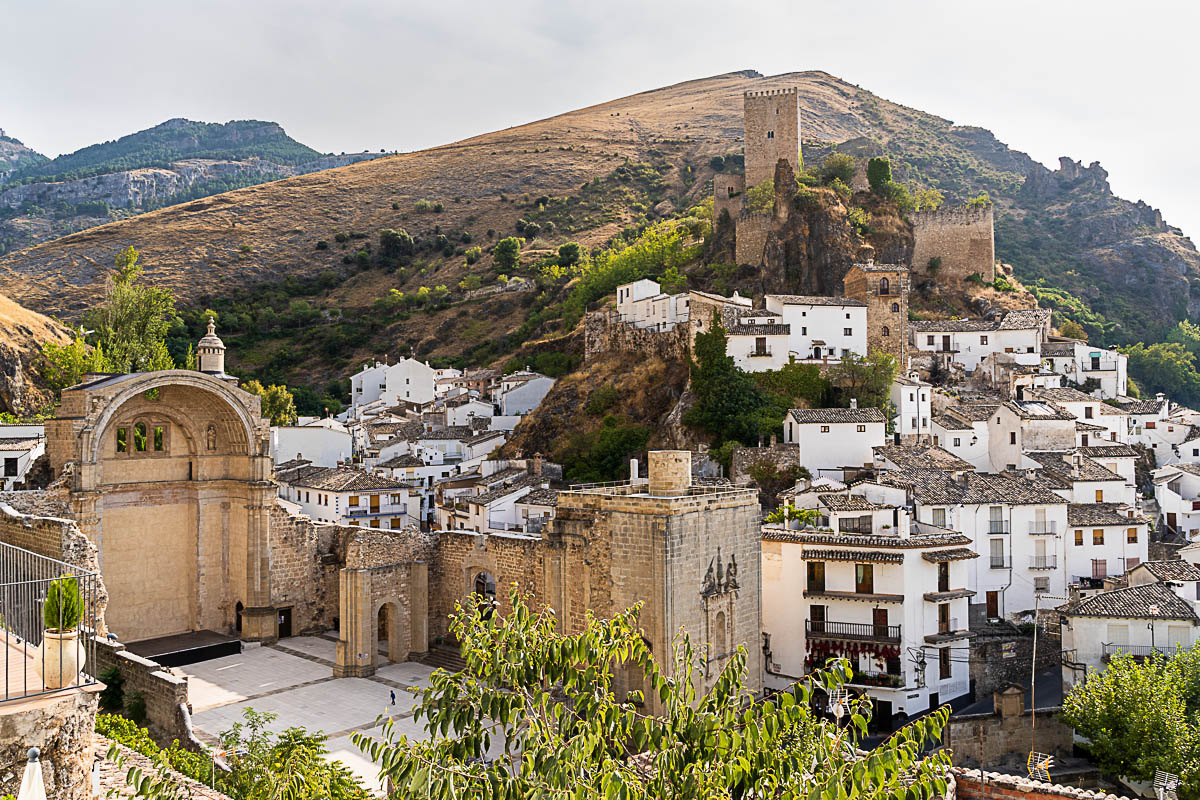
[235,601,244,634]
[376,601,403,664]
[472,571,497,620]
[812,346,822,359]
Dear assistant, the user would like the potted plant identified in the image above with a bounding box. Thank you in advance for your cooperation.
[35,576,86,690]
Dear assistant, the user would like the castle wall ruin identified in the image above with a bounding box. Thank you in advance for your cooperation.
[910,205,996,283]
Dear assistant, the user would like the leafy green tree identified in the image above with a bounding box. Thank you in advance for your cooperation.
[241,380,298,425]
[458,274,482,292]
[83,246,178,373]
[1168,320,1200,360]
[743,179,774,215]
[557,241,583,268]
[911,187,944,211]
[683,314,766,446]
[354,588,952,799]
[866,157,892,194]
[1063,647,1200,794]
[1123,341,1200,407]
[819,152,857,185]
[827,350,899,409]
[493,236,522,271]
[379,228,415,259]
[41,328,109,393]
[967,191,992,207]
[554,414,651,483]
[763,505,822,525]
[658,265,687,294]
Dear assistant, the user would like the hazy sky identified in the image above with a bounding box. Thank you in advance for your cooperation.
[4,1,1198,239]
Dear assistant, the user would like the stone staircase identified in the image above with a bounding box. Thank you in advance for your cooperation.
[420,641,467,672]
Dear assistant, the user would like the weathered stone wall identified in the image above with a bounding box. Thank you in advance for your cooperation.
[0,687,98,800]
[743,88,800,187]
[969,627,1061,698]
[97,739,235,799]
[268,503,341,635]
[583,310,690,363]
[910,205,995,283]
[948,707,1075,767]
[734,212,772,266]
[429,530,546,642]
[93,637,200,748]
[843,265,909,364]
[731,442,803,487]
[714,174,745,222]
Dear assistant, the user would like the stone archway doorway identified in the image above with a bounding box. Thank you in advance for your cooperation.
[472,571,497,620]
[376,601,403,664]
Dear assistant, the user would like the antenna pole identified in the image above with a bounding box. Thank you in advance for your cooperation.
[1030,593,1040,754]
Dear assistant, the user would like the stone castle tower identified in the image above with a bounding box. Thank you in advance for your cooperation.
[742,88,801,187]
[843,261,910,366]
[910,204,995,283]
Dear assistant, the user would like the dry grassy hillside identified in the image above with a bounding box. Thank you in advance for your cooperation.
[0,292,69,414]
[0,70,913,318]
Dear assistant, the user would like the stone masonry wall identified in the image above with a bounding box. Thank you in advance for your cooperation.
[969,627,1061,698]
[93,637,199,748]
[583,310,690,363]
[731,442,803,487]
[268,503,339,635]
[429,530,546,642]
[910,205,995,283]
[948,708,1074,766]
[843,266,909,365]
[743,88,800,187]
[714,173,745,222]
[734,212,772,266]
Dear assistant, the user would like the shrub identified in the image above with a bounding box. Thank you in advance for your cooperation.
[967,191,992,207]
[334,232,349,243]
[709,155,726,172]
[379,228,415,259]
[927,256,942,274]
[494,237,522,271]
[315,240,328,250]
[522,221,541,240]
[125,690,147,725]
[458,274,482,292]
[414,199,435,212]
[432,201,444,212]
[99,666,124,712]
[515,219,527,233]
[743,179,774,215]
[819,152,857,184]
[391,202,400,210]
[237,243,254,254]
[866,156,892,194]
[846,206,869,235]
[992,275,1016,292]
[585,385,620,415]
[44,576,83,631]
[558,241,583,267]
[464,246,483,265]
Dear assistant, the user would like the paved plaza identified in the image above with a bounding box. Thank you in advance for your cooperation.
[179,635,436,795]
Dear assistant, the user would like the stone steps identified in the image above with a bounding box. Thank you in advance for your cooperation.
[419,643,466,673]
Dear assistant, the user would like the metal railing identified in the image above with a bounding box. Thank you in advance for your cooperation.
[1,541,100,703]
[846,670,905,689]
[987,521,1011,534]
[748,349,773,358]
[989,556,1011,569]
[1101,643,1176,660]
[1028,521,1058,535]
[346,505,406,518]
[806,619,901,643]
[1029,555,1058,569]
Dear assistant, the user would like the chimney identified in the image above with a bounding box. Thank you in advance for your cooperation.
[531,453,544,476]
[850,398,858,410]
[769,433,777,447]
[1024,468,1037,482]
[648,450,692,497]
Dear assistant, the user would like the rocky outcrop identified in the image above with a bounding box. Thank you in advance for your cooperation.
[0,291,69,415]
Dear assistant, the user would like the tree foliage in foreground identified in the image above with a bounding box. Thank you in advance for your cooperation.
[1062,646,1200,796]
[354,587,951,799]
[240,379,298,426]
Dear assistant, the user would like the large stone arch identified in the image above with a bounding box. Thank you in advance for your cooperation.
[47,370,275,643]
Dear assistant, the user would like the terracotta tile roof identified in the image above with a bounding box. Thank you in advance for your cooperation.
[417,425,475,440]
[1067,503,1146,527]
[1040,341,1076,357]
[789,407,887,424]
[468,475,544,506]
[874,444,972,472]
[1025,451,1124,483]
[1059,582,1198,621]
[922,548,979,562]
[0,437,38,451]
[910,318,997,332]
[378,454,425,468]
[768,295,867,307]
[1075,421,1106,432]
[847,262,908,273]
[1078,444,1140,459]
[997,309,1051,330]
[1026,387,1100,404]
[948,404,999,422]
[900,468,1066,506]
[1115,397,1166,415]
[518,488,560,507]
[801,548,903,564]
[818,493,888,511]
[288,466,412,492]
[761,525,972,549]
[932,414,973,431]
[1133,560,1200,582]
[728,323,791,336]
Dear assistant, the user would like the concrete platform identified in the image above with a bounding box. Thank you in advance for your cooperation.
[125,630,240,667]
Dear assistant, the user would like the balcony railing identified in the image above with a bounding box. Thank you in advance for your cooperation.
[837,522,873,535]
[989,556,1011,569]
[1029,555,1058,570]
[346,506,406,518]
[1028,521,1058,535]
[806,619,901,644]
[1101,643,1176,661]
[987,521,1011,534]
[748,349,773,358]
[1,541,100,703]
[846,670,905,689]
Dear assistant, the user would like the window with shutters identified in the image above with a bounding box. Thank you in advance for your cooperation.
[939,648,952,679]
[1093,528,1105,545]
[1127,527,1138,544]
[1074,529,1084,546]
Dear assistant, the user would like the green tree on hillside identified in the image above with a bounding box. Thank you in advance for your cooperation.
[493,237,522,271]
[819,152,857,185]
[683,314,766,447]
[84,246,178,373]
[866,156,892,194]
[379,228,415,260]
[743,179,774,215]
[828,350,899,409]
[353,588,952,800]
[241,380,298,426]
[1122,341,1200,407]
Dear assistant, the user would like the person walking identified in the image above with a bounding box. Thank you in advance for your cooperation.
[390,689,396,706]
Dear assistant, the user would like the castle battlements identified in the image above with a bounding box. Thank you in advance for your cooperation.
[910,203,993,229]
[743,88,799,98]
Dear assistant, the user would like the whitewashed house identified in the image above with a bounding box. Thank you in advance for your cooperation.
[271,417,353,468]
[726,313,791,372]
[1127,560,1200,604]
[276,462,421,529]
[783,405,887,476]
[891,374,932,444]
[350,357,437,410]
[1024,387,1127,444]
[932,406,994,471]
[909,310,1051,374]
[1060,581,1200,689]
[615,279,690,331]
[1065,503,1150,583]
[761,502,975,724]
[1128,397,1200,466]
[1153,463,1200,540]
[0,423,45,490]
[1041,340,1128,398]
[494,371,555,416]
[763,295,868,362]
[445,396,495,427]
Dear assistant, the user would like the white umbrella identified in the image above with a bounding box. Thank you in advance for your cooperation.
[17,748,46,800]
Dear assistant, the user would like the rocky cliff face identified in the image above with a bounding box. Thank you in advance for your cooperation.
[0,130,46,176]
[0,291,69,415]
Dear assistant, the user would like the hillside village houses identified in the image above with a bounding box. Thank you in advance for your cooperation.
[0,421,44,490]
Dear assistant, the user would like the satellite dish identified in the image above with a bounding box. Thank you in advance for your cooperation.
[829,688,851,720]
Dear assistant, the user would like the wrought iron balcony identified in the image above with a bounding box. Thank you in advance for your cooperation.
[989,556,1011,569]
[846,670,905,689]
[806,619,900,644]
[1029,555,1058,570]
[1101,643,1175,661]
[748,349,773,358]
[1028,521,1058,535]
[987,521,1011,534]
